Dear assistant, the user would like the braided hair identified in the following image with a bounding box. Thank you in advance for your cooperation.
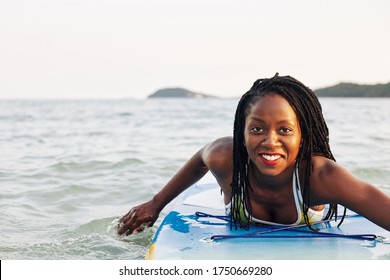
[230,73,345,230]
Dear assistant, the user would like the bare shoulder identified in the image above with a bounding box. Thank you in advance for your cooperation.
[309,156,354,203]
[202,136,233,177]
[309,156,371,205]
[310,156,338,177]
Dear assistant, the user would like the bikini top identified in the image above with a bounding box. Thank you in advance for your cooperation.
[225,167,324,226]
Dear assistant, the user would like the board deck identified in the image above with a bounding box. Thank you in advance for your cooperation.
[146,178,390,260]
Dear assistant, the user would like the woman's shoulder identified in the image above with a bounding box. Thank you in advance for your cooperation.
[204,136,232,153]
[308,156,357,203]
[307,156,342,186]
[202,136,233,176]
[310,156,336,174]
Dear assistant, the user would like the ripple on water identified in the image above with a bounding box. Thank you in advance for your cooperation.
[0,217,155,260]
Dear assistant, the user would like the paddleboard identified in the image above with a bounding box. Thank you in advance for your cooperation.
[146,176,390,260]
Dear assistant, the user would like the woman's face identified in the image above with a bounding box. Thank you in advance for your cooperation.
[244,93,302,177]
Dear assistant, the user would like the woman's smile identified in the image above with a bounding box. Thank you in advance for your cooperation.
[260,153,282,166]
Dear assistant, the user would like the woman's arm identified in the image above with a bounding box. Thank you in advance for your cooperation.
[310,157,390,231]
[117,137,232,235]
[117,147,209,235]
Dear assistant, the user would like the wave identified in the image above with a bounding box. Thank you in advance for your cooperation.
[352,167,390,181]
[352,168,390,195]
[47,157,145,173]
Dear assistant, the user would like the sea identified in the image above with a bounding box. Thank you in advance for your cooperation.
[1,97,390,260]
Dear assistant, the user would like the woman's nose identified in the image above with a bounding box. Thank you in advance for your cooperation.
[261,131,279,147]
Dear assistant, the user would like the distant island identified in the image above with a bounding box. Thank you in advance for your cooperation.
[148,88,217,99]
[147,82,390,99]
[314,82,390,97]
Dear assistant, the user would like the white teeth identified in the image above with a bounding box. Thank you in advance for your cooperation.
[262,154,281,161]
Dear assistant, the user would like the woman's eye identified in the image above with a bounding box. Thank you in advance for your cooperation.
[279,127,292,133]
[251,126,263,133]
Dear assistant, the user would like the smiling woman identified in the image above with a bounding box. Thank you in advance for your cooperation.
[243,94,301,176]
[118,74,390,237]
[229,74,336,229]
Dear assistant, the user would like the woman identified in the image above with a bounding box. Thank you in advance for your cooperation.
[118,74,390,235]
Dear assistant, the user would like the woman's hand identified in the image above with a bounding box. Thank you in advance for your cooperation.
[117,200,159,235]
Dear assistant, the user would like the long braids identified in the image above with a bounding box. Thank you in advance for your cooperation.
[230,73,344,230]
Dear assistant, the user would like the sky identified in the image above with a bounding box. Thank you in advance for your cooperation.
[0,0,389,99]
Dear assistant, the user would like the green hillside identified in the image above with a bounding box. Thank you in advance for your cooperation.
[314,82,390,97]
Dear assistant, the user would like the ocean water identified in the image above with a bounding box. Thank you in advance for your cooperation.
[0,97,389,260]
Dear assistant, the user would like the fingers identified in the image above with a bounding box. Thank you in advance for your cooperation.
[117,208,152,236]
[118,209,137,235]
[119,208,135,224]
[133,222,151,234]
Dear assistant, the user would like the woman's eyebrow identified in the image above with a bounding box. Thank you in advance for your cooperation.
[248,116,297,124]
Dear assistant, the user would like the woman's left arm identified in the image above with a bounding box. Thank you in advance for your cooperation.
[310,157,390,231]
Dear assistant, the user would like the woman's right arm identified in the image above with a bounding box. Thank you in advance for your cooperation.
[117,143,212,235]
